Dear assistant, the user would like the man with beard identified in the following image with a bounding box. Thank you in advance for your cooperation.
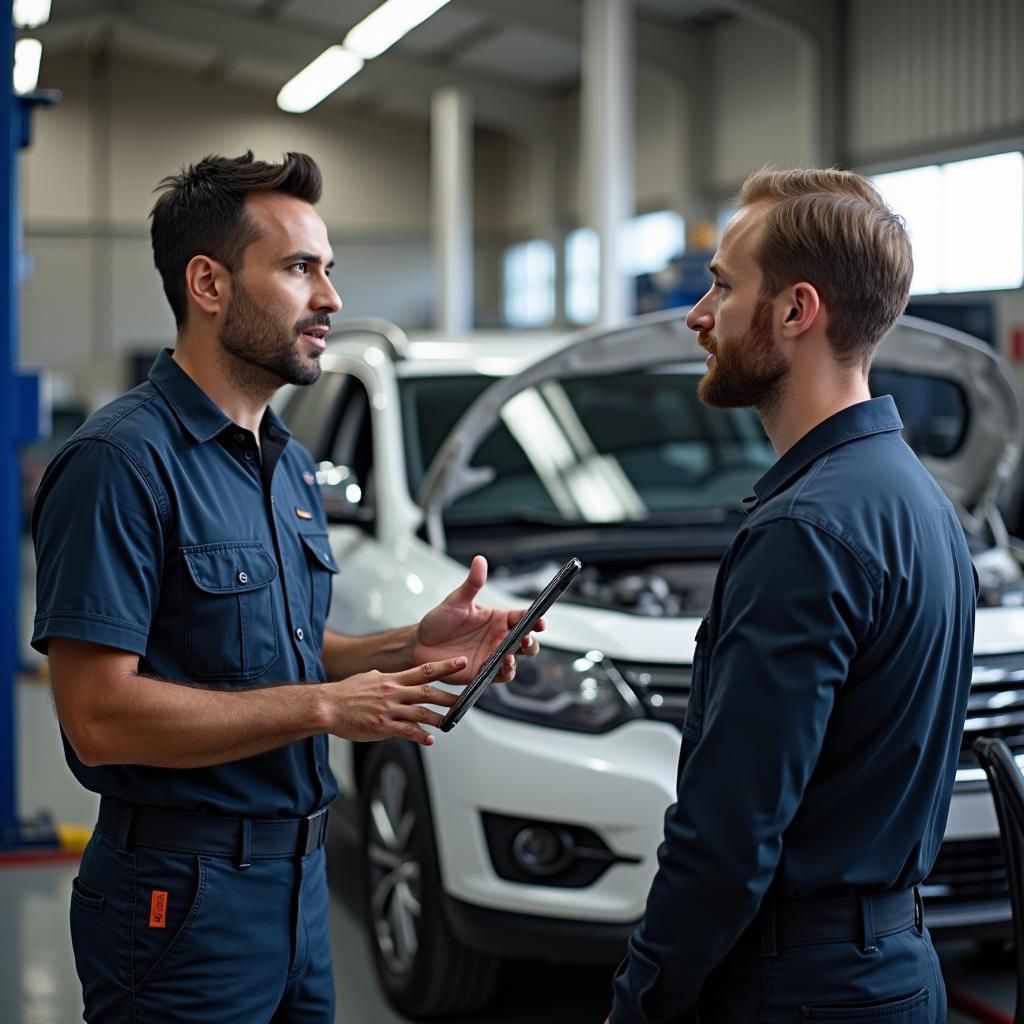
[31,152,546,1023]
[606,168,976,1023]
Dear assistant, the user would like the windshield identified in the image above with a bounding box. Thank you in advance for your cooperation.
[400,367,776,525]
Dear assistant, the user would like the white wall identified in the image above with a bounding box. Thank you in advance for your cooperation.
[707,18,816,196]
[19,55,436,405]
[848,0,1024,165]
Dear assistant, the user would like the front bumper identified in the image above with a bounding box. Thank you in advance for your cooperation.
[421,711,1011,939]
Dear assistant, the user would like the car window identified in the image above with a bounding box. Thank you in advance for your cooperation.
[402,369,775,524]
[869,368,967,458]
[399,375,493,492]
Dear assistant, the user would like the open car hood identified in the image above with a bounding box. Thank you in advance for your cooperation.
[419,309,1024,534]
[417,309,697,521]
[873,315,1024,517]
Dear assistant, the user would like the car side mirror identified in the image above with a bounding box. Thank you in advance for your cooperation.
[317,463,374,526]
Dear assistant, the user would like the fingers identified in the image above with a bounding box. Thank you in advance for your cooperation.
[395,656,466,685]
[508,610,547,633]
[494,653,517,683]
[449,554,488,606]
[518,633,540,656]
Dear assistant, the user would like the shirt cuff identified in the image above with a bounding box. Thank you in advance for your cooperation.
[32,611,149,657]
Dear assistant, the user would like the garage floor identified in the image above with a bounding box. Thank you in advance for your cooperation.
[4,677,1020,1023]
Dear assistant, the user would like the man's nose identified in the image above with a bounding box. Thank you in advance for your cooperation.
[686,298,713,332]
[316,277,342,315]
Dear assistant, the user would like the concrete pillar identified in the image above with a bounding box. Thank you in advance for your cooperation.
[582,0,634,326]
[431,87,474,335]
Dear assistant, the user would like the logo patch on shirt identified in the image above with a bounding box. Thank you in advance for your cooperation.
[149,890,168,928]
[295,507,313,520]
[302,471,315,485]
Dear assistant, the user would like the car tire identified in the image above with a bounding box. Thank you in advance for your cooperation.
[360,739,500,1019]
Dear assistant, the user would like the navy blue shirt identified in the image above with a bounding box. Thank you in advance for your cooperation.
[31,349,340,819]
[611,397,977,1023]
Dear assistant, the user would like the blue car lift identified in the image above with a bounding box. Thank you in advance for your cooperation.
[1,6,58,854]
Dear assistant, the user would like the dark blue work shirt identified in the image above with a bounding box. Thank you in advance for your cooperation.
[31,349,340,819]
[612,397,977,1023]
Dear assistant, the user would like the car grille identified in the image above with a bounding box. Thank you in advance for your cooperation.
[617,652,1024,770]
[616,653,1024,912]
[615,661,691,725]
[920,837,1008,906]
[961,652,1024,770]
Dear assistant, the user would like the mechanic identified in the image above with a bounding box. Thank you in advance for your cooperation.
[607,167,976,1022]
[32,151,544,1023]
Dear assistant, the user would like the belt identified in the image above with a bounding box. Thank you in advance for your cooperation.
[97,796,329,866]
[760,888,921,954]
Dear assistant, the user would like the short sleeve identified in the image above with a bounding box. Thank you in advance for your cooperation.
[31,439,165,656]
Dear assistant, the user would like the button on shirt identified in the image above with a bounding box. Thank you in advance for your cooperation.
[611,397,978,1023]
[31,349,340,819]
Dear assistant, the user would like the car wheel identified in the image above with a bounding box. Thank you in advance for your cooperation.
[360,739,500,1018]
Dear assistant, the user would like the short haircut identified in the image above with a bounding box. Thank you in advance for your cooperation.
[150,151,323,329]
[739,166,914,367]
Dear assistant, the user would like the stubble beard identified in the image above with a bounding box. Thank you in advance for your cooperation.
[697,297,788,414]
[217,280,325,393]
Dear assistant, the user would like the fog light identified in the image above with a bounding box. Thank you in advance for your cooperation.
[511,825,574,876]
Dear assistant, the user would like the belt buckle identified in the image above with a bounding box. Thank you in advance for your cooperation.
[300,807,328,856]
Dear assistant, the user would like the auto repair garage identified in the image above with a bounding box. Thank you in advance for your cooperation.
[4,0,1024,1021]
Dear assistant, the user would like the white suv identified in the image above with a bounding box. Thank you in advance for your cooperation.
[278,310,1024,1019]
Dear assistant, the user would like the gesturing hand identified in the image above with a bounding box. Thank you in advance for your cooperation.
[413,555,546,685]
[328,656,468,747]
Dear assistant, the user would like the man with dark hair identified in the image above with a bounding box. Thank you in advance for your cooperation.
[606,167,976,1022]
[32,151,545,1023]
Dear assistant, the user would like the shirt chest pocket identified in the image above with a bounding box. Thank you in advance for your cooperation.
[298,532,339,636]
[181,542,280,682]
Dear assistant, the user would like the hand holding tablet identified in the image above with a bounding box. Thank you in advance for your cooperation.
[440,557,583,732]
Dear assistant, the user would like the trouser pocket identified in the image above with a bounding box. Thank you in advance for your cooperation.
[70,833,135,1023]
[801,987,929,1020]
[130,845,207,992]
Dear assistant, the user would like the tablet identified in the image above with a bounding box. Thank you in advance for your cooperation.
[440,557,583,732]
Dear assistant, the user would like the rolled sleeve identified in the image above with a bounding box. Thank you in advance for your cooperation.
[31,438,165,657]
[610,517,877,1023]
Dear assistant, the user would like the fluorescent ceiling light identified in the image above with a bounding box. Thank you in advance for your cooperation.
[344,0,453,60]
[13,38,42,95]
[277,46,364,113]
[13,0,51,28]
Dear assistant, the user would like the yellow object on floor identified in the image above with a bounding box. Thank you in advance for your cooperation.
[57,823,92,855]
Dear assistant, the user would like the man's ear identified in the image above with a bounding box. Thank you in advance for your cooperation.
[184,255,230,319]
[778,281,822,339]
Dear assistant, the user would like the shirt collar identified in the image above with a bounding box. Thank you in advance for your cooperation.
[148,349,292,446]
[752,395,903,505]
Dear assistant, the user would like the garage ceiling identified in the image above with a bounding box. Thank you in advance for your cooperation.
[30,0,733,132]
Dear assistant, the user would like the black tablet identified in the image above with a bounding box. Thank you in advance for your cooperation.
[439,557,583,732]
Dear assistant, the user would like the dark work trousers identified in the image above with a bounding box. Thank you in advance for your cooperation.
[69,828,334,1023]
[695,891,945,1023]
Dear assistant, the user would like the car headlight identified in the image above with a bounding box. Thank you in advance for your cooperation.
[475,647,639,733]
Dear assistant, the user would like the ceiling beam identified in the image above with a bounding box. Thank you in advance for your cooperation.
[38,0,566,140]
[460,0,706,79]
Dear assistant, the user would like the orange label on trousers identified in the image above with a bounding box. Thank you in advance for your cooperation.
[149,890,168,928]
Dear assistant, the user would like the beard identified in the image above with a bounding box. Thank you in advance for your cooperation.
[218,279,327,390]
[697,297,788,411]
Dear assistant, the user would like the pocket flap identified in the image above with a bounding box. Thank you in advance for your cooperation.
[181,542,278,593]
[299,532,339,574]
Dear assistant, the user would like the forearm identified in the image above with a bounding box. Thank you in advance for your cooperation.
[320,625,415,679]
[66,673,331,770]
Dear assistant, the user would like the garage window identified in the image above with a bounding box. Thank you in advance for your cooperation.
[872,152,1024,295]
[503,239,556,327]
